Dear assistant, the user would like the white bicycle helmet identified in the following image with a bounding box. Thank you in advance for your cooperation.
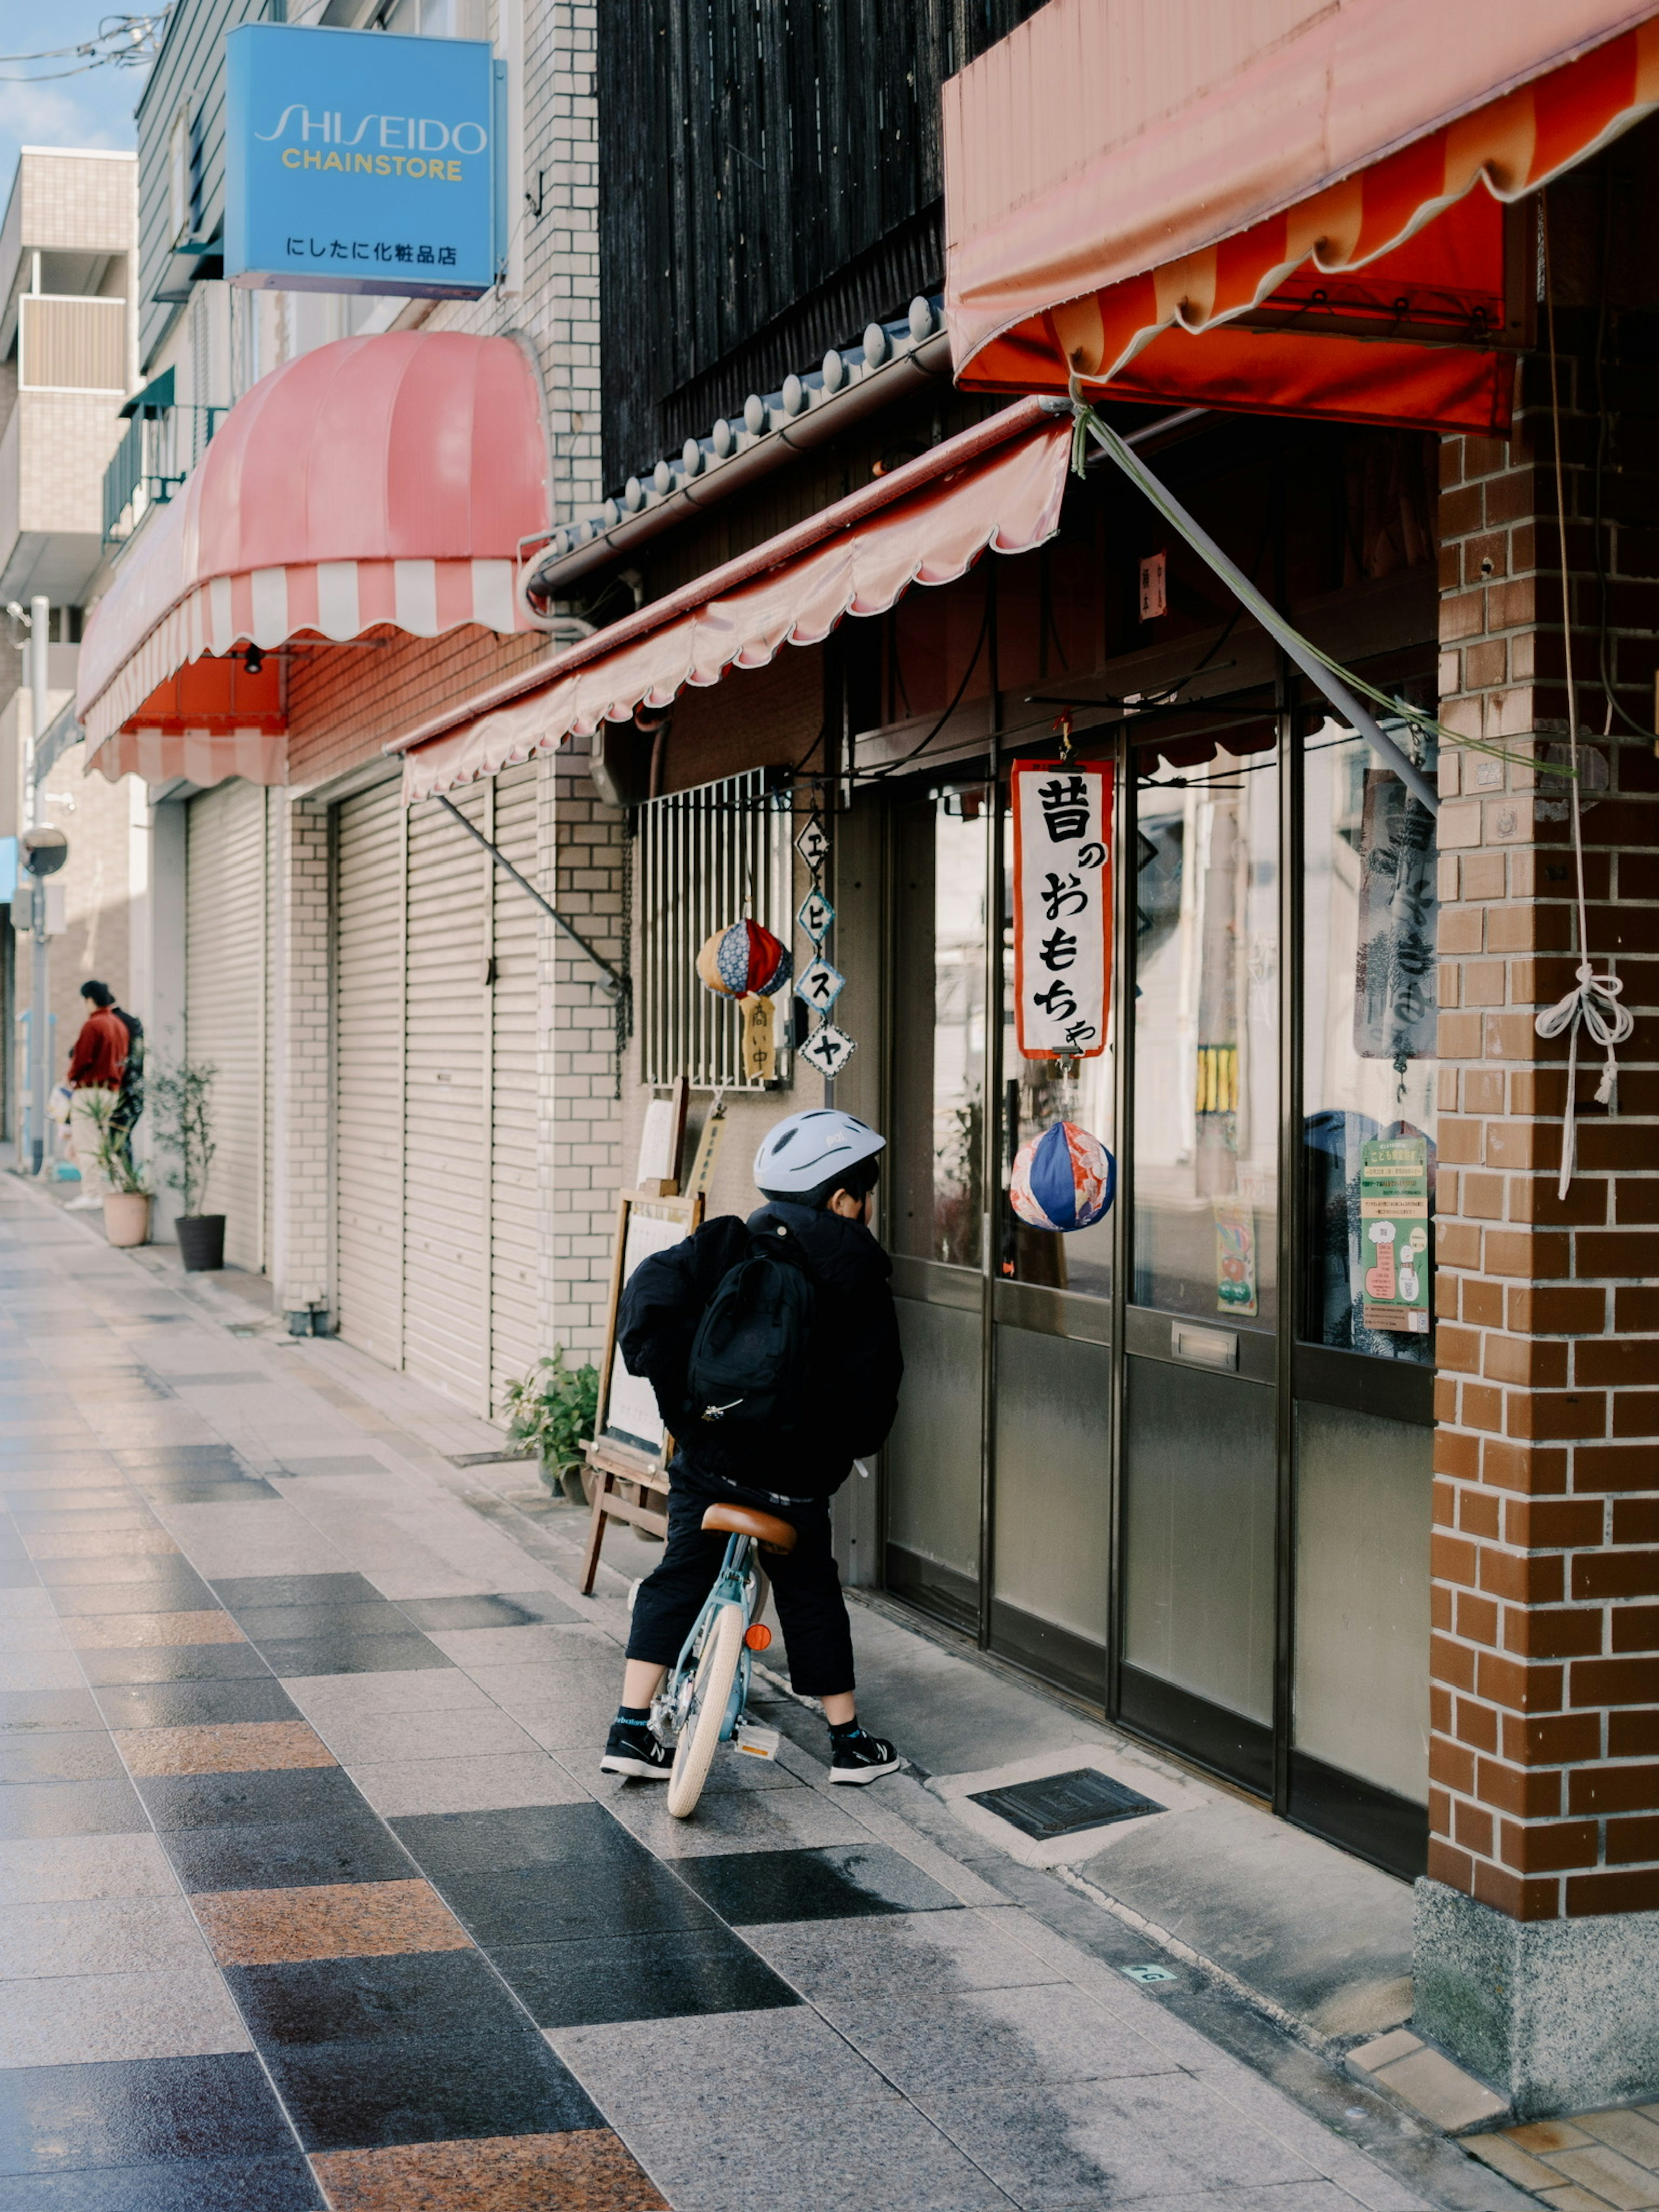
[753,1108,886,1195]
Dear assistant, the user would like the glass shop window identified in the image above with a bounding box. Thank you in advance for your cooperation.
[1301,716,1437,1363]
[1132,746,1280,1327]
[890,789,989,1269]
[998,802,1114,1300]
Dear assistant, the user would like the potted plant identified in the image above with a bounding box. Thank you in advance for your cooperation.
[77,1089,152,1249]
[500,1347,599,1505]
[150,1062,224,1271]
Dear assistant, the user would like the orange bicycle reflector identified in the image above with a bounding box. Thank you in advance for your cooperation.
[744,1623,772,1650]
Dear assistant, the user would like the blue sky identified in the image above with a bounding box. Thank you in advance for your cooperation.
[0,6,155,191]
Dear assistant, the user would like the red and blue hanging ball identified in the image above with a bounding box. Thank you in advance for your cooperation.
[697,919,791,1001]
[1010,1121,1116,1232]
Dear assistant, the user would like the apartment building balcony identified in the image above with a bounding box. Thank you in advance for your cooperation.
[0,293,129,604]
[101,369,224,550]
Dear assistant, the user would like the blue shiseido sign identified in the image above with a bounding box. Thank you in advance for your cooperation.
[225,22,502,300]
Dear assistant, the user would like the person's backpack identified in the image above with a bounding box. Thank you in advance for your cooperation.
[683,1227,817,1433]
[112,1007,144,1125]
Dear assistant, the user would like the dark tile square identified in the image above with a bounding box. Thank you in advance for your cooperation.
[0,2153,324,2209]
[232,1602,415,1643]
[213,1574,385,1612]
[0,2053,296,2176]
[394,1591,582,1630]
[137,1764,368,1831]
[42,1570,216,1616]
[0,1732,128,1785]
[164,1812,416,1895]
[263,2026,600,2152]
[224,1949,521,2047]
[0,1688,103,1735]
[76,1643,276,1688]
[94,1678,302,1731]
[137,1482,283,1506]
[391,1802,641,1879]
[672,1844,961,1924]
[255,1633,451,1678]
[437,1857,720,1948]
[495,1927,800,2028]
[0,1777,149,1840]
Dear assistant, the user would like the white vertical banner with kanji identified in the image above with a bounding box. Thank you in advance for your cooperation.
[1011,760,1113,1059]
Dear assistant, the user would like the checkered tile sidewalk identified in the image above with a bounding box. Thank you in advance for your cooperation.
[0,1182,1536,2212]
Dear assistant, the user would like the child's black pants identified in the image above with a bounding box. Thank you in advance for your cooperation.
[624,1461,855,1697]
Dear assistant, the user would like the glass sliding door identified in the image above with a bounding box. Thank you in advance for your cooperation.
[883,789,989,1632]
[1120,742,1281,1790]
[988,794,1115,1698]
[1292,712,1436,1875]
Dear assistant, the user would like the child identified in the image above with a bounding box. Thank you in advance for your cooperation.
[601,1109,904,1784]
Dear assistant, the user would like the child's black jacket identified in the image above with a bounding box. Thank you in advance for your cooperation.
[616,1200,903,1499]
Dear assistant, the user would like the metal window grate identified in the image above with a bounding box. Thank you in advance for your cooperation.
[637,770,794,1090]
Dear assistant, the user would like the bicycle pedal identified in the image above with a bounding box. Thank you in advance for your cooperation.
[732,1719,780,1760]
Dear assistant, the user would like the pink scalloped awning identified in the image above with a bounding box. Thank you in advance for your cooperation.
[79,331,550,782]
[395,400,1071,801]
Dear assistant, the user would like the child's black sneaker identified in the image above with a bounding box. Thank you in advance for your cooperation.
[828,1727,902,1784]
[601,1719,674,1780]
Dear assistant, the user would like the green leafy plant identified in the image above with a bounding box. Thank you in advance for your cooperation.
[76,1088,149,1197]
[500,1347,599,1503]
[149,1062,216,1217]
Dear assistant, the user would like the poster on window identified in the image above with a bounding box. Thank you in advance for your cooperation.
[1353,769,1436,1065]
[1011,760,1112,1059]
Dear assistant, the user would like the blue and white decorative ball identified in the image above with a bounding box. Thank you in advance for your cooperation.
[1010,1120,1116,1233]
[696,919,791,1001]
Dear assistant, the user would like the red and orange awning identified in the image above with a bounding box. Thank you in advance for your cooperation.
[944,0,1659,432]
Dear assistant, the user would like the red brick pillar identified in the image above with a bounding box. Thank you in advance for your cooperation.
[1417,294,1659,2115]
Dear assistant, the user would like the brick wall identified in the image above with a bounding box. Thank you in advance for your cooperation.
[540,751,625,1361]
[1432,302,1659,1920]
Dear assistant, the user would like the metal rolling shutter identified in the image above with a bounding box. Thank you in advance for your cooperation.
[334,781,406,1367]
[185,781,267,1271]
[489,763,541,1412]
[401,784,491,1413]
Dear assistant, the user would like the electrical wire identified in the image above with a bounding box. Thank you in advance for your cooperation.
[848,572,995,786]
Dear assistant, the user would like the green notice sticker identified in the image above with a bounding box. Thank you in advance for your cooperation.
[1360,1135,1430,1335]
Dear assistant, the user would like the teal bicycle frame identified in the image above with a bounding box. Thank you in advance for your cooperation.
[654,1532,771,1752]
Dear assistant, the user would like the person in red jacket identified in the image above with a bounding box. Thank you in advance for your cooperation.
[64,982,129,1208]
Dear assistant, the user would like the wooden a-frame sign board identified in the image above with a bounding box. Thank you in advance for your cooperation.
[580,1186,703,1593]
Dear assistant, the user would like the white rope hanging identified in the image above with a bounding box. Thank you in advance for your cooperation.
[1535,203,1633,1201]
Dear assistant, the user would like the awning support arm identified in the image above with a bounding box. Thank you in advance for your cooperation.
[1065,401,1440,815]
[433,791,629,1001]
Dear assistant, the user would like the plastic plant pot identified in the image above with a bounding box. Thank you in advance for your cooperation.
[176,1214,226,1271]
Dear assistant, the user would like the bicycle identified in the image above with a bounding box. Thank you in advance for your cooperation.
[652,1501,790,1818]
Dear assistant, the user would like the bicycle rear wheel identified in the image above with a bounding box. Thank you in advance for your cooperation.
[667,1601,744,1819]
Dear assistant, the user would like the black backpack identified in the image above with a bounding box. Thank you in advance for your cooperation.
[684,1227,817,1433]
[112,1007,145,1125]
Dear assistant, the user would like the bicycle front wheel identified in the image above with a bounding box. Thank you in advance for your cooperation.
[666,1601,744,1820]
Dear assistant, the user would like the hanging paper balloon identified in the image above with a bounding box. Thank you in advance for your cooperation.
[1010,1120,1116,1232]
[696,920,791,1001]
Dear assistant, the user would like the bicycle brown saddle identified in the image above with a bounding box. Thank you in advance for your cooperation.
[700,1502,798,1554]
